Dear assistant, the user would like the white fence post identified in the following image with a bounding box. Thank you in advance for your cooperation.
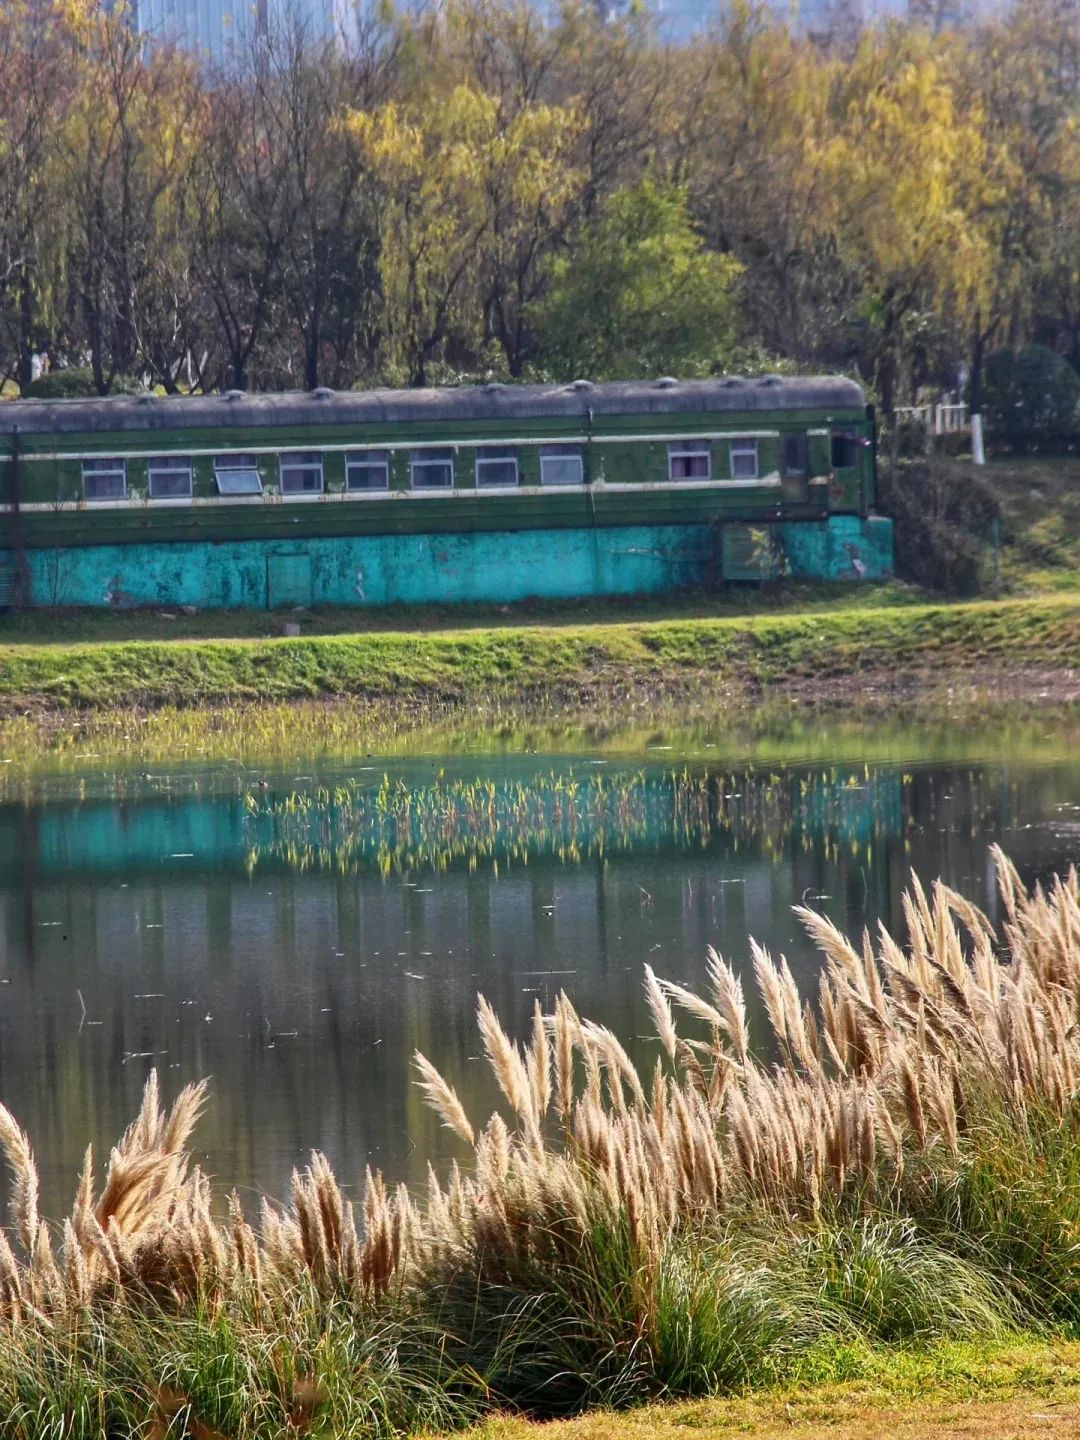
[971,413,986,465]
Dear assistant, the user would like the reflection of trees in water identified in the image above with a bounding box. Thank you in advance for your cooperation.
[242,766,910,877]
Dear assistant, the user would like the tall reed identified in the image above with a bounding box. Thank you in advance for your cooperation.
[0,845,1075,1433]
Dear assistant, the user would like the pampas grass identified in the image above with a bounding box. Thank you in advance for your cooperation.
[0,846,1076,1434]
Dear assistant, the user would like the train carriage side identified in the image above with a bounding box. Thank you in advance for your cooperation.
[0,377,891,609]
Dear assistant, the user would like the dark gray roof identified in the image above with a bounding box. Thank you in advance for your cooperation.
[2,375,865,437]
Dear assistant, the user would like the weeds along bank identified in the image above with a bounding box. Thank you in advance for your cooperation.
[0,849,1077,1437]
[1,594,1079,720]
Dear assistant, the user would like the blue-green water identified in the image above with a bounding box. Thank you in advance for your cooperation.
[1,738,1079,1214]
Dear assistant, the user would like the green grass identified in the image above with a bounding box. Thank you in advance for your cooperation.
[1,593,1077,716]
[985,454,1080,592]
[456,1334,1080,1440]
[0,583,924,648]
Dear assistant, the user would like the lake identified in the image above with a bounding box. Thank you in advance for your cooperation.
[2,717,1079,1215]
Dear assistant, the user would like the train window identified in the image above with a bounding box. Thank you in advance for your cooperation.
[411,448,455,489]
[82,457,127,501]
[475,446,520,488]
[831,431,859,469]
[280,451,324,494]
[668,441,711,480]
[148,456,193,499]
[729,439,759,480]
[539,444,584,486]
[782,434,808,476]
[214,454,263,495]
[346,450,390,491]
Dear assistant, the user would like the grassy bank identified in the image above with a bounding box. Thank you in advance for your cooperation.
[0,854,1077,1438]
[1,592,1078,717]
[462,1337,1080,1440]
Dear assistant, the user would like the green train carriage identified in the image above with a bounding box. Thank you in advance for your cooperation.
[0,375,892,609]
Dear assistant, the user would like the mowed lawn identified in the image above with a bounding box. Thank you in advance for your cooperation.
[457,1340,1080,1440]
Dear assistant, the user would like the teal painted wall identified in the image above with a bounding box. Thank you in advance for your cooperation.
[780,515,894,583]
[1,516,892,609]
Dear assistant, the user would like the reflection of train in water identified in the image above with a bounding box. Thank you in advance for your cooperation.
[0,376,891,608]
[4,767,905,878]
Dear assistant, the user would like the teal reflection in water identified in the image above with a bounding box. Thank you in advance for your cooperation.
[0,752,1078,1217]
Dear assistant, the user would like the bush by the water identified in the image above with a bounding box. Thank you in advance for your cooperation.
[0,848,1077,1437]
[877,458,1001,595]
[983,344,1080,453]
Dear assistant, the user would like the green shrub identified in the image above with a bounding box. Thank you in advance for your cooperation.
[983,345,1080,453]
[876,459,1000,595]
[22,368,145,399]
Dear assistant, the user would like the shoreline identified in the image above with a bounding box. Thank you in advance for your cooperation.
[2,664,1079,776]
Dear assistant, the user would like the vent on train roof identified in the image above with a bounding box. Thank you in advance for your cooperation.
[224,389,245,402]
[759,374,784,386]
[721,377,745,387]
[654,376,679,389]
[311,386,334,399]
[483,382,506,394]
[570,378,593,391]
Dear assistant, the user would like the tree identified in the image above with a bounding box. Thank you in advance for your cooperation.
[983,344,1080,450]
[0,0,77,391]
[677,6,846,371]
[530,179,741,380]
[348,72,581,384]
[820,28,997,412]
[60,4,204,391]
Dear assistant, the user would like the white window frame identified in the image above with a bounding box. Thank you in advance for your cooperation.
[410,448,455,490]
[345,449,390,492]
[280,451,324,495]
[729,439,759,481]
[148,455,193,499]
[667,440,711,481]
[539,444,584,487]
[82,457,126,502]
[214,453,263,496]
[475,446,520,489]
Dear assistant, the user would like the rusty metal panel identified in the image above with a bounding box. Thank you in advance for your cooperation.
[721,524,781,581]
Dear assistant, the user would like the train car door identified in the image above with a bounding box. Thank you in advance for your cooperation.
[267,552,313,608]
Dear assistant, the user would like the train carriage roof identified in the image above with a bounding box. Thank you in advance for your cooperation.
[3,375,865,437]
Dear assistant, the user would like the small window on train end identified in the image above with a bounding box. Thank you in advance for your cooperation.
[831,431,859,469]
[782,434,808,477]
[729,439,759,481]
[475,446,520,488]
[668,440,711,481]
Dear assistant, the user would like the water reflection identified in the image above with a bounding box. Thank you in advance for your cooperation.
[1,751,1079,1216]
